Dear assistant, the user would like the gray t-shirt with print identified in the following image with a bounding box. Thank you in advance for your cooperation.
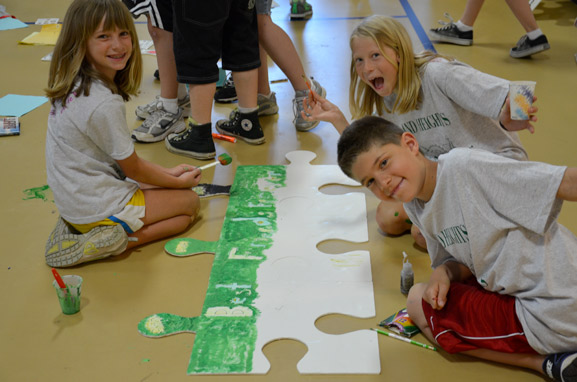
[404,148,577,355]
[46,81,138,224]
[382,60,527,161]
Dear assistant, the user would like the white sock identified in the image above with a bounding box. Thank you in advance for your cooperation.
[456,20,473,32]
[160,97,178,114]
[238,106,258,114]
[527,29,543,40]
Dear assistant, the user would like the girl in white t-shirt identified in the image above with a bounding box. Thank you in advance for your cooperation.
[45,0,202,267]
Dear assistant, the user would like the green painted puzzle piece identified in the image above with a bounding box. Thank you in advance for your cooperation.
[139,165,286,374]
[165,238,218,257]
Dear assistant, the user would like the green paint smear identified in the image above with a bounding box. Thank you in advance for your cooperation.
[191,166,285,374]
[138,166,286,374]
[22,185,53,202]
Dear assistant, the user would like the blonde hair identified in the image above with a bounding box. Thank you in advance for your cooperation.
[46,0,142,106]
[349,15,451,118]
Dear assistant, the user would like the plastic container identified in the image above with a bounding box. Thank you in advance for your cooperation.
[400,252,414,295]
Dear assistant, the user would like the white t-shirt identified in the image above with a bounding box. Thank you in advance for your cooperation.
[405,148,577,354]
[46,81,139,224]
[382,60,527,161]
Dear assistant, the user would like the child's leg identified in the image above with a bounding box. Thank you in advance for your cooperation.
[232,68,259,109]
[257,14,308,93]
[127,188,200,248]
[376,200,411,236]
[407,283,546,375]
[147,18,179,100]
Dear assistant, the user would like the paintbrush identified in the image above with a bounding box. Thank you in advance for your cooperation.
[301,74,316,103]
[51,268,66,289]
[199,153,233,171]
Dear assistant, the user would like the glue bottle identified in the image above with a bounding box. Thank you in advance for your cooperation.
[400,251,414,295]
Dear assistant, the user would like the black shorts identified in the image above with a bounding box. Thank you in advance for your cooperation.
[173,0,260,84]
[122,0,173,32]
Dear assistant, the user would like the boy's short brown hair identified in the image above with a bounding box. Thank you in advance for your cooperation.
[337,116,404,178]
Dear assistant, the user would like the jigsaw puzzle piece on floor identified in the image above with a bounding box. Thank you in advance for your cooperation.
[139,151,380,375]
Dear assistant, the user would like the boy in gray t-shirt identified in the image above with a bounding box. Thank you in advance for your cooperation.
[337,116,577,382]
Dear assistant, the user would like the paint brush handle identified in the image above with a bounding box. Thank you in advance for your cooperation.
[52,268,66,289]
[198,161,219,171]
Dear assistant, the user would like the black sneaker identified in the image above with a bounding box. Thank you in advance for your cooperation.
[165,121,216,160]
[215,109,264,145]
[543,352,577,382]
[154,69,160,81]
[429,13,473,46]
[214,74,237,103]
[510,34,550,58]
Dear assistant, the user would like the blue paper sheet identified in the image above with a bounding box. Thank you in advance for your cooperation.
[0,94,49,117]
[0,17,28,31]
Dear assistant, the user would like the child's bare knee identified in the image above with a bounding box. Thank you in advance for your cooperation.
[376,202,410,235]
[406,283,427,318]
[411,224,427,249]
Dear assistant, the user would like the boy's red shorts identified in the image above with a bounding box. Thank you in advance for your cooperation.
[421,278,537,354]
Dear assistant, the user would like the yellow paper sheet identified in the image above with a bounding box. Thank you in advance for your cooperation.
[19,24,61,46]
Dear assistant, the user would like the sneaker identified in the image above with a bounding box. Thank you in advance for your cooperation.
[165,121,216,160]
[214,74,237,103]
[216,109,265,145]
[290,0,313,20]
[510,34,550,58]
[45,217,128,267]
[154,69,160,81]
[228,92,279,119]
[257,92,279,116]
[543,352,577,382]
[132,105,186,143]
[293,78,326,131]
[429,13,473,46]
[135,94,191,120]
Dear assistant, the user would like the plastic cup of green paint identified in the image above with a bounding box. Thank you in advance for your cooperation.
[53,275,83,315]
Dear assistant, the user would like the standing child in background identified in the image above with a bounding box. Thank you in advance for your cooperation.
[44,0,201,267]
[122,0,190,142]
[429,0,550,59]
[337,116,577,382]
[222,0,327,131]
[165,0,263,159]
[303,15,536,247]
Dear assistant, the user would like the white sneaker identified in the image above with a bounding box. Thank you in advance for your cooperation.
[45,218,128,267]
[293,78,326,131]
[132,102,186,143]
[135,94,191,120]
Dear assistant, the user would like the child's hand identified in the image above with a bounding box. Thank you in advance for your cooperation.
[499,96,538,134]
[302,90,347,127]
[167,164,191,177]
[177,166,201,188]
[423,267,451,310]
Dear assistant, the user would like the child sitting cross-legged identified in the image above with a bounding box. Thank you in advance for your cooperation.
[337,115,577,382]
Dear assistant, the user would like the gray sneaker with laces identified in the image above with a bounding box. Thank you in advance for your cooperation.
[228,92,279,119]
[135,94,191,120]
[293,78,326,131]
[132,103,186,143]
[45,217,128,267]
